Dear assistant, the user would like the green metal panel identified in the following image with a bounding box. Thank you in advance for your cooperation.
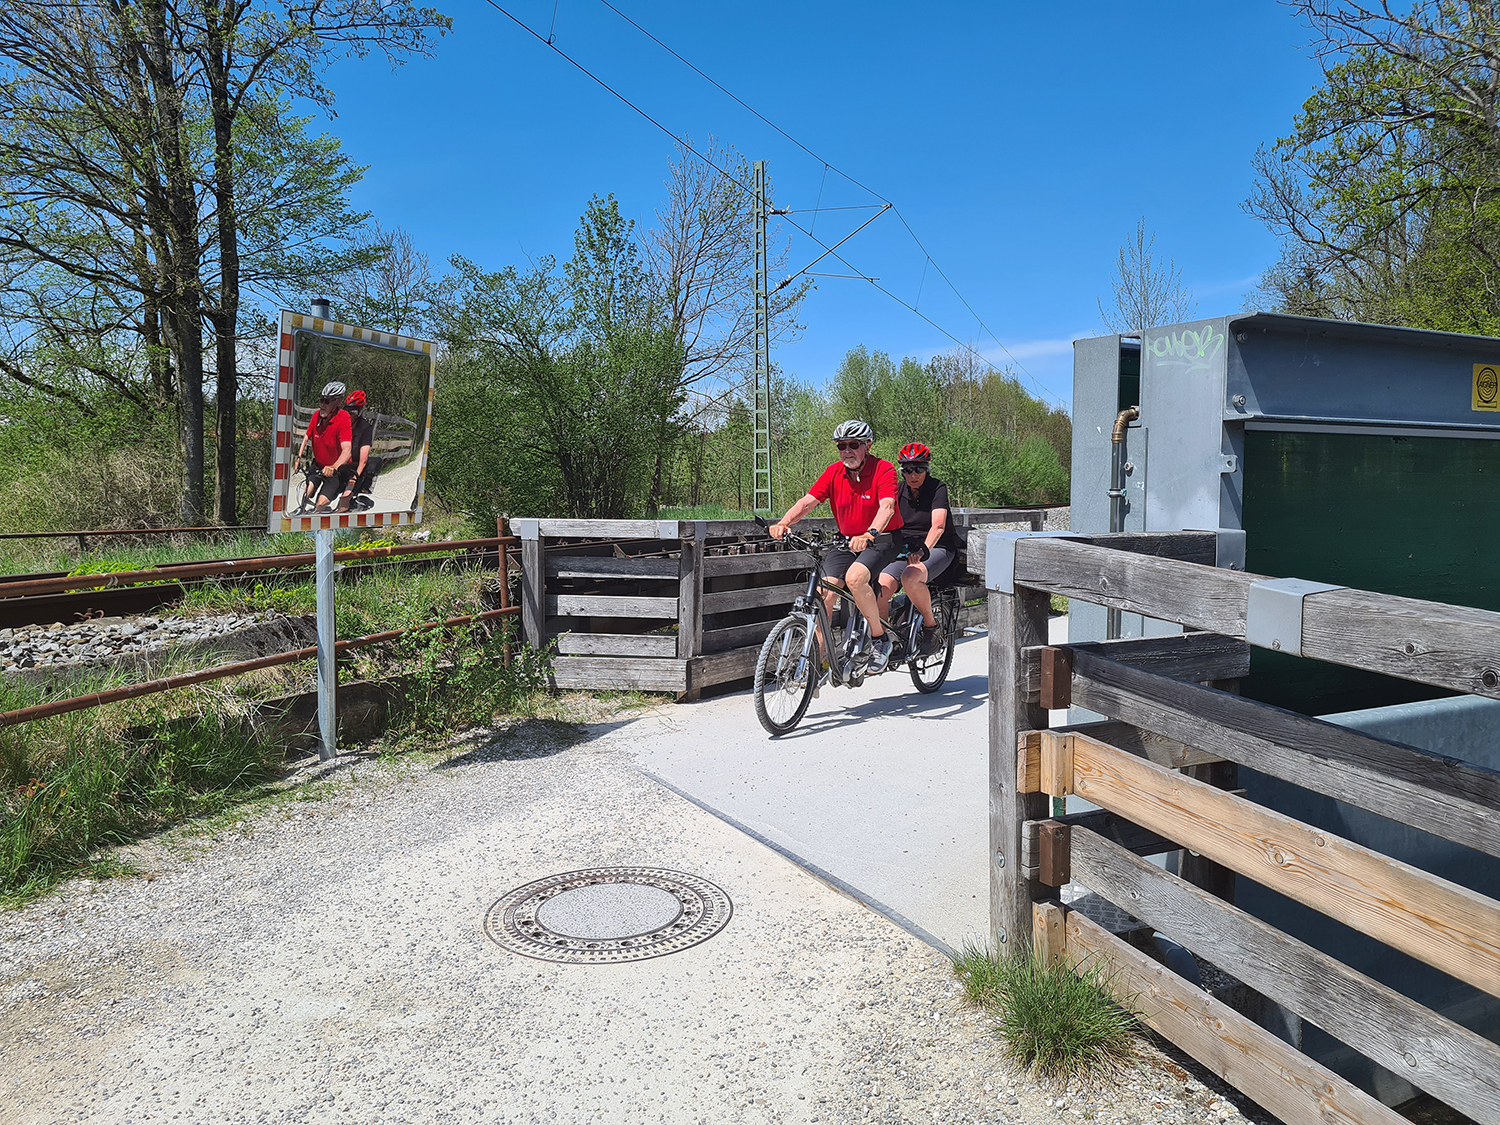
[1117,346,1140,414]
[1241,429,1500,714]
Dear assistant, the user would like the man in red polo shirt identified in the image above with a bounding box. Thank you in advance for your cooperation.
[293,380,353,514]
[769,419,904,672]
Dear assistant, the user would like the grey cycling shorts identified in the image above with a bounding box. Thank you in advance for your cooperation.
[881,546,955,585]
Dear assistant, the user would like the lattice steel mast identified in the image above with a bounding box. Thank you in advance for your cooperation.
[752,159,772,515]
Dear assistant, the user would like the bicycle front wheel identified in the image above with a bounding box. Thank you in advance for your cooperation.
[910,596,958,694]
[753,615,818,735]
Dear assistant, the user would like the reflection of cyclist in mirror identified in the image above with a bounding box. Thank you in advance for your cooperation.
[336,389,376,512]
[294,380,352,513]
[768,420,904,673]
[877,442,959,656]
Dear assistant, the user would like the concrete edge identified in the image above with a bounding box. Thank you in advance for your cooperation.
[633,764,957,960]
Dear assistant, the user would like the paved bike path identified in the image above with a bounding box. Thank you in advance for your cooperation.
[628,617,1067,954]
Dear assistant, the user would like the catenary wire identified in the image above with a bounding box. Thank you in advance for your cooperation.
[592,0,1060,406]
[478,0,1064,410]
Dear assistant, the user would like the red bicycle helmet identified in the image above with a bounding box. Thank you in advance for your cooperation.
[898,441,932,465]
[345,390,366,406]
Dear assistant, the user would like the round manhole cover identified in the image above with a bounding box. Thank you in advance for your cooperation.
[484,867,732,964]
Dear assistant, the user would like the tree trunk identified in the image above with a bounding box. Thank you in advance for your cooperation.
[204,11,239,524]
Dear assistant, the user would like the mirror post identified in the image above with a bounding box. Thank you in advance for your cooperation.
[315,528,337,760]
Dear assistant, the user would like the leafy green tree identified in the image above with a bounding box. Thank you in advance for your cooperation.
[432,196,685,525]
[1249,1,1500,333]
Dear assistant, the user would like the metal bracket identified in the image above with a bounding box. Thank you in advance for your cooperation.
[1246,578,1345,657]
[1216,528,1246,571]
[657,520,680,540]
[1220,455,1239,474]
[985,531,1083,594]
[514,518,540,541]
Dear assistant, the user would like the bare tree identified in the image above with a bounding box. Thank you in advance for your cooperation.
[640,138,810,510]
[321,223,442,335]
[1098,218,1196,332]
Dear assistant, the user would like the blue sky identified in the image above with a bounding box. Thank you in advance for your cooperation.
[315,1,1324,410]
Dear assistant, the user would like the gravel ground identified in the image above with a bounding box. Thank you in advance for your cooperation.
[2,694,1263,1125]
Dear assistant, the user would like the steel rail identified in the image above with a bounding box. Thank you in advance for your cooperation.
[0,537,517,599]
[0,605,522,728]
[0,525,265,541]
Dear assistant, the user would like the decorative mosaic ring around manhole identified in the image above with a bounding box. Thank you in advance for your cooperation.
[483,867,732,964]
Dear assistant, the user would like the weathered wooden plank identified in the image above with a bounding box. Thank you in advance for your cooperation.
[678,535,702,663]
[554,633,677,657]
[1041,731,1074,796]
[1301,586,1500,701]
[1071,650,1500,859]
[1065,911,1409,1125]
[547,556,678,579]
[702,550,813,578]
[702,619,780,654]
[551,656,687,692]
[1039,646,1073,709]
[1032,900,1066,968]
[1019,724,1223,783]
[1014,538,1254,634]
[968,529,1218,577]
[698,517,839,540]
[688,646,759,689]
[521,537,545,649]
[537,519,679,539]
[546,594,679,619]
[1054,807,1176,856]
[990,591,1051,950]
[1071,730,1500,999]
[1021,632,1249,701]
[701,582,804,615]
[1038,821,1070,886]
[1072,828,1500,1123]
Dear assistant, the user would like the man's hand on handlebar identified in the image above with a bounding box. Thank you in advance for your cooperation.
[848,532,874,553]
[768,521,788,540]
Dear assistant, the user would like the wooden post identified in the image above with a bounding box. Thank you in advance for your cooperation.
[497,517,513,667]
[520,527,545,651]
[1033,900,1067,968]
[677,523,704,699]
[1182,677,1241,903]
[989,584,1051,952]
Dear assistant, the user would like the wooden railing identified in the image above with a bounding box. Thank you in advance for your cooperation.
[515,509,1055,696]
[978,529,1500,1125]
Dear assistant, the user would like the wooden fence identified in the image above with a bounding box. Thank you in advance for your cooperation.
[977,528,1500,1125]
[515,510,1053,697]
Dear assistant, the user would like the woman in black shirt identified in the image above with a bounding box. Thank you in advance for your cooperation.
[877,442,959,654]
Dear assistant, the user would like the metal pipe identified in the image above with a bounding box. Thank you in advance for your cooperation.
[0,536,518,600]
[0,606,520,729]
[1106,406,1140,639]
[315,529,337,761]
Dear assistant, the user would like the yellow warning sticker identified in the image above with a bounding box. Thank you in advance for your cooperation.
[1476,364,1500,411]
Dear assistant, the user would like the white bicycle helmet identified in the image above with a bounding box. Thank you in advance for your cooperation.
[832,419,873,443]
[321,380,346,398]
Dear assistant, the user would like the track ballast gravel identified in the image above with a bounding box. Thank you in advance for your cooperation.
[1,705,1258,1125]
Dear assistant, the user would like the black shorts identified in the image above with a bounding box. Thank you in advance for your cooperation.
[823,533,898,587]
[340,465,375,494]
[310,470,343,505]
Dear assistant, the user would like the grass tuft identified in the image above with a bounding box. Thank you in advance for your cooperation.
[952,942,1140,1082]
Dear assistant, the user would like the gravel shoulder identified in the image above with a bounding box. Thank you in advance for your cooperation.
[2,700,1258,1125]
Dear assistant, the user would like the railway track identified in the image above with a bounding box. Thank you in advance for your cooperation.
[0,545,505,630]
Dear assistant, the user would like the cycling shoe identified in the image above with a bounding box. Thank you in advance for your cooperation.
[920,625,945,655]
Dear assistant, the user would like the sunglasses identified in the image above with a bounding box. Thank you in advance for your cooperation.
[835,441,866,451]
[319,396,338,403]
[901,465,928,474]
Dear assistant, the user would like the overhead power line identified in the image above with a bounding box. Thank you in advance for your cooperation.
[477,0,1065,411]
[593,0,1062,409]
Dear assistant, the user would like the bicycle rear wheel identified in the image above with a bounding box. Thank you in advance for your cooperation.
[753,615,818,735]
[909,594,958,694]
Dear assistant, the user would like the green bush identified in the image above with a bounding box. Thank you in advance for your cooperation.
[951,943,1140,1082]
